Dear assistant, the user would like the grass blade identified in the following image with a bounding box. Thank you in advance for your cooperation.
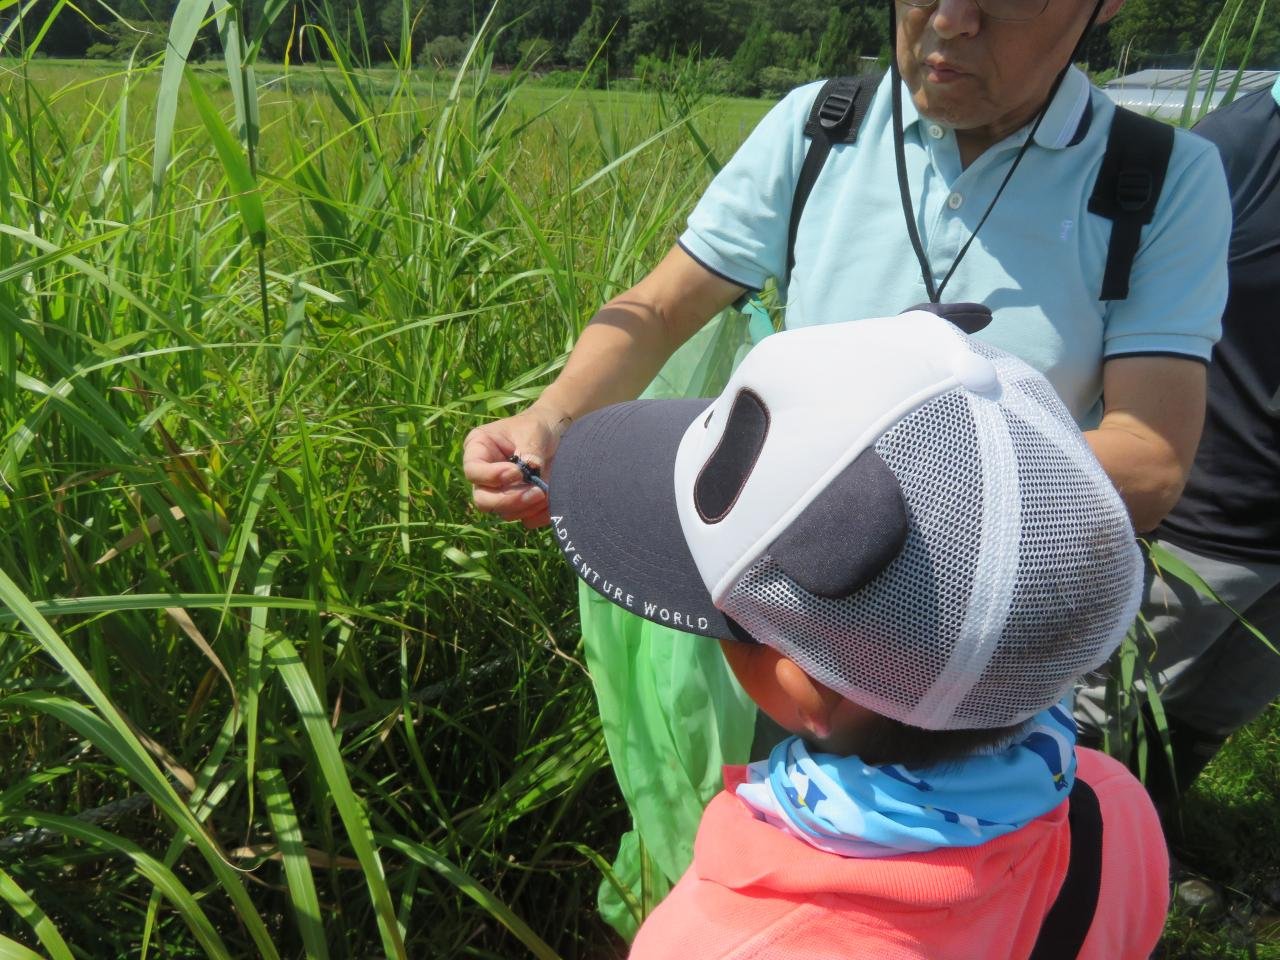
[384,837,563,960]
[267,634,407,959]
[0,812,230,960]
[186,67,267,249]
[258,765,330,960]
[0,867,74,960]
[153,0,213,193]
[0,571,281,960]
[1148,541,1275,652]
[0,935,45,960]
[0,593,392,626]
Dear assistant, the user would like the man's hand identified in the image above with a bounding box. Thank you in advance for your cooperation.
[463,406,568,528]
[461,245,747,530]
[1085,355,1207,533]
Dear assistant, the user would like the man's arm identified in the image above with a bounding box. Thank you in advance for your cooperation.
[529,246,749,426]
[463,245,747,526]
[1084,355,1207,533]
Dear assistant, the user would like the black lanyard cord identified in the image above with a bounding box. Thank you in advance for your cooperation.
[889,0,1106,304]
[890,67,939,301]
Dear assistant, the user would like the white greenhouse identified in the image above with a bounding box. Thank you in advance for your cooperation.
[1104,68,1279,119]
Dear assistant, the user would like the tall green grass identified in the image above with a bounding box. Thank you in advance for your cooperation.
[1179,0,1271,123]
[0,7,763,954]
[2,1,1276,957]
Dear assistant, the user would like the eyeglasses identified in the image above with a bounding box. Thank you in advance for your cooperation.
[898,0,1051,23]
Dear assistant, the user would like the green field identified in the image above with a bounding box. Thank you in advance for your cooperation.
[0,46,1277,960]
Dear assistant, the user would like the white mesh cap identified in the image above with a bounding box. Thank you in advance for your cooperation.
[550,309,1143,733]
[672,313,1143,731]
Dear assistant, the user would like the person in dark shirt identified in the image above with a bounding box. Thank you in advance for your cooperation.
[1077,78,1280,820]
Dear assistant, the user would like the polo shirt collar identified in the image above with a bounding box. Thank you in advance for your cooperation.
[899,65,1092,150]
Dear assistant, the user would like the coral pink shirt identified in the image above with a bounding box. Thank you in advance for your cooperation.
[630,749,1168,960]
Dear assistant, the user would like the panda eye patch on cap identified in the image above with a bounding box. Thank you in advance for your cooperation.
[694,389,770,524]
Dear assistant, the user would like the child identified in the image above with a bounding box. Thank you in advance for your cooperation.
[545,306,1169,959]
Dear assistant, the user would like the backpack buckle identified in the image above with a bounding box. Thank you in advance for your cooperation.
[1116,171,1153,212]
[818,92,855,130]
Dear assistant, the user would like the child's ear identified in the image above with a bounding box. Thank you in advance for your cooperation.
[773,656,840,740]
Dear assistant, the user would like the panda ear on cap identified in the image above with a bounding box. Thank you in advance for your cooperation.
[767,448,909,599]
[902,302,993,335]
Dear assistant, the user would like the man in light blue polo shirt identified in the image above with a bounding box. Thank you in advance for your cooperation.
[464,0,1231,932]
[468,0,1229,537]
[680,64,1228,428]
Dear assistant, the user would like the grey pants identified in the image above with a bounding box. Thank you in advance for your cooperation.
[1075,538,1280,741]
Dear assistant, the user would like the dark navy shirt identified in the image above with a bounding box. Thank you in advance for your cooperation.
[1159,85,1280,563]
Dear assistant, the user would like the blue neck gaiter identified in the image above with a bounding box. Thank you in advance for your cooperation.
[735,701,1077,858]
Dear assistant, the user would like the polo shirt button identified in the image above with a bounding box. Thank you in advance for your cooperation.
[928,123,944,139]
[947,192,964,210]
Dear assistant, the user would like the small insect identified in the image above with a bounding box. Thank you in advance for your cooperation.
[507,454,548,494]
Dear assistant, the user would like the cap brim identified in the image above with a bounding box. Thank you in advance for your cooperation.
[548,398,737,640]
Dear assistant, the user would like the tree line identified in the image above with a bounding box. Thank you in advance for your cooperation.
[18,0,1280,95]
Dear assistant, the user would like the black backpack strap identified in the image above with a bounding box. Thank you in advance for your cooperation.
[785,73,883,285]
[1088,107,1175,301]
[1028,777,1104,960]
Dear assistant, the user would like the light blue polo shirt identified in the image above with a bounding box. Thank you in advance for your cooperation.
[679,68,1230,424]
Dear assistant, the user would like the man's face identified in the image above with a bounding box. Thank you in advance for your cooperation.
[895,0,1109,147]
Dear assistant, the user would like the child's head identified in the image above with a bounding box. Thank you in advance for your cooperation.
[715,638,1029,766]
[548,307,1142,761]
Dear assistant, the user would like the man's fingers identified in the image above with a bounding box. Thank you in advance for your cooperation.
[471,484,546,518]
[470,486,524,515]
[462,431,516,484]
[464,456,524,488]
[462,415,559,524]
[520,508,552,529]
[506,497,551,528]
[462,427,553,487]
[510,492,552,527]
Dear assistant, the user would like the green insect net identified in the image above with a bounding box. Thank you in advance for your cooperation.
[580,302,771,939]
